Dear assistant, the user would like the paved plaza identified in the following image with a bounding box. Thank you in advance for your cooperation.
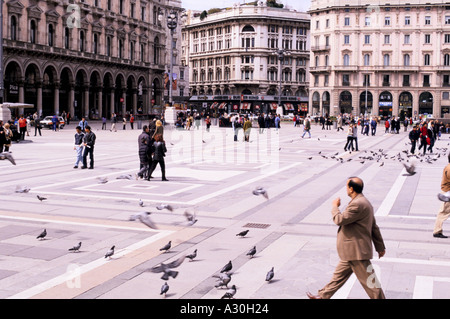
[1,119,450,300]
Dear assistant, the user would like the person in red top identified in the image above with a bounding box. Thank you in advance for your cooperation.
[418,122,429,155]
[18,115,27,141]
[130,114,135,130]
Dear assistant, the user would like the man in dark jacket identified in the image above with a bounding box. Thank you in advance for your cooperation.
[136,125,152,179]
[81,126,96,169]
[258,113,265,134]
[409,126,420,154]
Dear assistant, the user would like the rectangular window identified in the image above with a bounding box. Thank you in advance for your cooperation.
[425,16,431,25]
[365,17,371,26]
[446,16,450,24]
[405,16,411,25]
[364,35,370,44]
[342,74,350,86]
[444,75,450,86]
[385,17,390,26]
[344,17,350,26]
[384,35,390,44]
[445,34,450,43]
[403,75,410,86]
[443,92,449,99]
[425,34,431,44]
[404,34,410,44]
[383,74,390,86]
[423,74,430,86]
[344,35,350,44]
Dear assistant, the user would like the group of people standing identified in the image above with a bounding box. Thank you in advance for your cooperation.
[73,124,96,169]
[136,118,168,181]
[408,119,444,155]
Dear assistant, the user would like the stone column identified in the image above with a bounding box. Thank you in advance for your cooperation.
[69,83,75,119]
[37,82,43,117]
[98,89,103,119]
[53,82,60,115]
[132,89,137,115]
[84,85,90,118]
[110,89,115,116]
[121,88,126,116]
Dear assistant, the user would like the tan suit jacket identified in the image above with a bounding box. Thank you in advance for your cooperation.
[332,193,385,261]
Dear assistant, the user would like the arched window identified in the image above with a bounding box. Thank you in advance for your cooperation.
[93,34,98,54]
[315,56,319,66]
[242,25,255,32]
[79,30,85,52]
[48,24,54,47]
[364,54,370,66]
[30,20,36,44]
[118,39,123,59]
[445,54,450,66]
[383,54,390,66]
[106,36,111,56]
[343,54,350,66]
[404,54,410,66]
[64,27,70,49]
[11,16,17,41]
[130,41,134,61]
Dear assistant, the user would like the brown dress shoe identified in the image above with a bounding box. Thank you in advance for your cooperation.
[306,291,322,299]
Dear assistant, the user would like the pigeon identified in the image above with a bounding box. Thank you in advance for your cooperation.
[214,272,232,288]
[403,163,416,175]
[307,157,312,160]
[236,229,249,237]
[105,245,115,259]
[252,187,269,199]
[156,204,174,212]
[438,191,450,202]
[266,267,274,282]
[129,211,157,229]
[0,152,16,165]
[149,255,186,280]
[246,246,256,258]
[68,242,82,252]
[184,210,198,226]
[116,174,133,180]
[160,241,171,253]
[221,285,237,299]
[160,282,169,296]
[97,177,108,184]
[36,229,47,240]
[220,260,232,273]
[186,249,197,261]
[37,195,47,202]
[15,185,30,193]
[139,199,144,207]
[380,162,384,167]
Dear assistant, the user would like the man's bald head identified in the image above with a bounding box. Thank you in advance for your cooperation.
[347,177,364,194]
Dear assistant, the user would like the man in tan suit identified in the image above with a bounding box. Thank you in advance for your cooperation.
[307,177,386,299]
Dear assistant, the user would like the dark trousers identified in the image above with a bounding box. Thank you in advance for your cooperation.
[148,159,166,180]
[35,126,42,136]
[371,126,376,136]
[418,137,427,155]
[83,146,94,168]
[410,140,417,154]
[19,127,26,140]
[102,123,106,130]
[344,137,354,151]
[353,137,359,151]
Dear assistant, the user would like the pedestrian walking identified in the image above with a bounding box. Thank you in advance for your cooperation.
[122,116,127,130]
[409,126,420,154]
[152,120,164,140]
[274,114,280,131]
[258,113,265,134]
[79,117,88,133]
[34,117,42,136]
[81,125,96,169]
[136,125,152,180]
[337,114,344,132]
[307,177,386,299]
[384,119,390,133]
[18,115,27,140]
[73,126,85,169]
[344,124,354,152]
[110,113,117,132]
[301,116,311,138]
[2,123,12,153]
[433,153,450,238]
[148,134,168,181]
[205,116,211,132]
[102,117,107,130]
[370,117,377,136]
[418,122,429,155]
[130,114,135,130]
[0,121,5,153]
[243,116,252,142]
[352,123,359,151]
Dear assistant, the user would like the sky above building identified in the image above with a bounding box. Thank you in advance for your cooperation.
[181,0,311,12]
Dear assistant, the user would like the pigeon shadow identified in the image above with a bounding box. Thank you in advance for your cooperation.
[162,292,176,298]
[266,279,281,284]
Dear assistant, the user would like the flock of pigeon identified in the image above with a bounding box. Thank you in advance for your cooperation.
[149,228,275,299]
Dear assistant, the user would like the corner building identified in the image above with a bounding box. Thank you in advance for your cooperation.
[182,2,310,115]
[309,0,450,118]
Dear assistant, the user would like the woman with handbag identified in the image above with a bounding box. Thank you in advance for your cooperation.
[3,123,13,153]
[148,134,168,181]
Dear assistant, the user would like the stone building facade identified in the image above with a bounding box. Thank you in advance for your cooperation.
[2,0,182,120]
[309,0,450,118]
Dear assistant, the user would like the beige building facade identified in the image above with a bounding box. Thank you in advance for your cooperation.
[309,0,450,118]
[182,2,310,115]
[2,0,183,120]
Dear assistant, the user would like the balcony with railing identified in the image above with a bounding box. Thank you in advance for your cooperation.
[311,45,330,52]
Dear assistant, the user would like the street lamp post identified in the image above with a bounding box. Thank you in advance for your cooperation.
[273,48,288,115]
[166,10,177,109]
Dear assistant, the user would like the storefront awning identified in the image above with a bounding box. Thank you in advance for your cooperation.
[211,102,219,109]
[284,103,294,110]
[219,102,227,109]
[241,102,251,110]
[271,103,278,110]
